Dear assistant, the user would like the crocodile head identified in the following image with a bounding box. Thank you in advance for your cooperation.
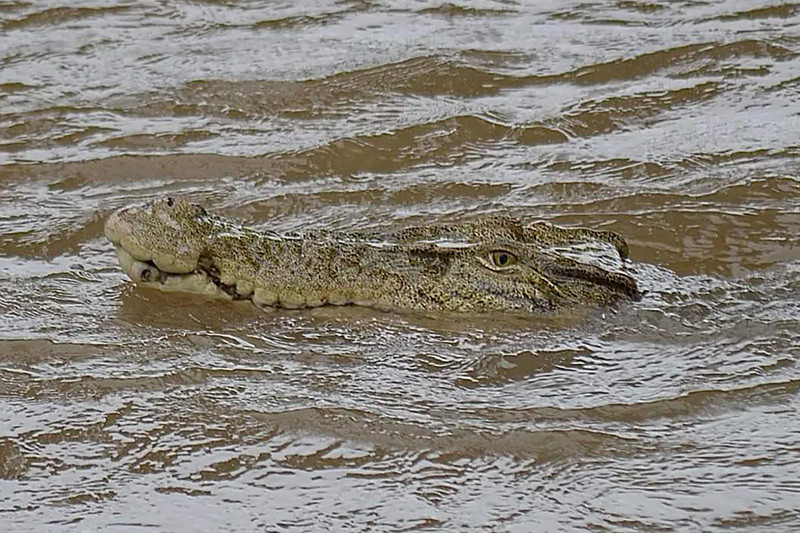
[105,197,212,273]
[105,197,641,312]
[105,197,233,298]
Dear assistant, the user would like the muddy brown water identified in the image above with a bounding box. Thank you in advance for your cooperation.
[1,1,800,531]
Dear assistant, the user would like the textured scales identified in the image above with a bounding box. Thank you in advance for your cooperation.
[105,197,641,313]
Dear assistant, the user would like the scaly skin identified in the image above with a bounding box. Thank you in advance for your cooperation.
[105,197,641,313]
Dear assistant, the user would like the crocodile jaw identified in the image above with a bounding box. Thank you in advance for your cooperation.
[105,206,199,274]
[113,245,231,300]
[112,245,348,308]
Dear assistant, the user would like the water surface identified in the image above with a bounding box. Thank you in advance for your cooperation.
[1,0,800,531]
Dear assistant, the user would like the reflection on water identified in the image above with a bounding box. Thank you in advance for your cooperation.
[1,0,800,531]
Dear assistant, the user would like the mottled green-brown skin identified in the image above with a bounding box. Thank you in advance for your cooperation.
[105,197,641,313]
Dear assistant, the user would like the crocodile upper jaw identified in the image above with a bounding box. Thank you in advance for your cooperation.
[105,206,199,274]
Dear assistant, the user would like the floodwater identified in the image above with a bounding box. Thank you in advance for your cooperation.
[1,0,799,531]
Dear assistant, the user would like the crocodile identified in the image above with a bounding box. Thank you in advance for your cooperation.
[105,197,641,313]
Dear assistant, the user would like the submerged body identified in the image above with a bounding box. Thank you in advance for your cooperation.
[105,197,641,313]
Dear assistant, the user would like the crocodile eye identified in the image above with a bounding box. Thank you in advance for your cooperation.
[166,197,174,207]
[491,250,516,268]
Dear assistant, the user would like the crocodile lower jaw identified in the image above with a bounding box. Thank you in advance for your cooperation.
[113,245,363,309]
[114,245,232,300]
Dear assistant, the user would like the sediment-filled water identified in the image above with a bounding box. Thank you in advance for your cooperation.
[1,1,799,531]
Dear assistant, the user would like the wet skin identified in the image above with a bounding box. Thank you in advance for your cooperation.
[105,197,641,313]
